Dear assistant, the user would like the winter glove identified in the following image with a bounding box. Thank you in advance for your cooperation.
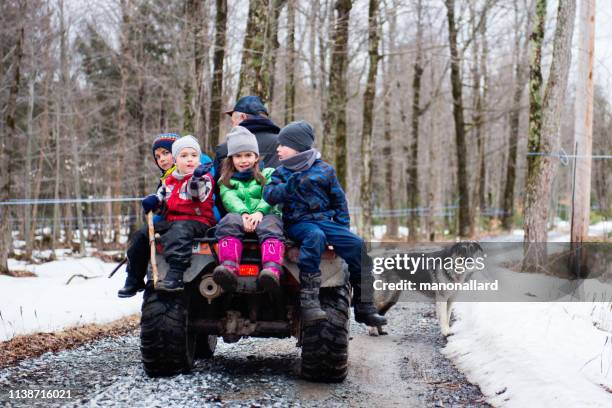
[142,194,160,213]
[193,163,213,179]
[190,163,213,197]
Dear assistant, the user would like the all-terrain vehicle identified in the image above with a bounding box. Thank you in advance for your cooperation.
[140,227,350,382]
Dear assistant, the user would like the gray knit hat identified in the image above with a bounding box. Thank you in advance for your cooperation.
[172,135,201,158]
[278,120,314,152]
[227,126,259,156]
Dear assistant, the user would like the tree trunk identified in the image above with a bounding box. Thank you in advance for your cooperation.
[189,0,209,149]
[469,3,488,234]
[114,0,132,245]
[51,89,61,255]
[24,77,35,259]
[27,73,51,257]
[359,0,380,240]
[407,0,424,242]
[60,1,86,256]
[0,4,24,273]
[523,0,576,269]
[209,0,227,147]
[502,1,530,230]
[322,0,352,185]
[284,0,296,123]
[238,0,282,103]
[570,0,595,244]
[427,63,442,242]
[264,0,287,109]
[383,4,398,239]
[445,0,471,237]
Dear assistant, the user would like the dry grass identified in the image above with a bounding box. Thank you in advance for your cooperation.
[0,314,139,369]
[3,269,37,278]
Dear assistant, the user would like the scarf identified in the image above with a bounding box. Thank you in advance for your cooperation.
[231,160,265,181]
[280,149,320,172]
[239,116,281,134]
[171,168,187,181]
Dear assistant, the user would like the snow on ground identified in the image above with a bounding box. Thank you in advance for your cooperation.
[444,302,612,407]
[444,221,612,407]
[0,254,140,342]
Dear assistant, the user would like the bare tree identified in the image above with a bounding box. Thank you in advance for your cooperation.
[284,0,296,123]
[209,0,227,146]
[382,1,398,238]
[445,0,472,237]
[59,0,86,256]
[523,0,576,268]
[238,0,286,103]
[502,0,530,230]
[322,0,352,186]
[0,1,25,273]
[407,0,424,241]
[359,0,380,240]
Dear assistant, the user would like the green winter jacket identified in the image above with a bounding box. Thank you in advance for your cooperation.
[220,167,281,216]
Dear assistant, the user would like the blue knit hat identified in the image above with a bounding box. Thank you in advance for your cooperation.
[152,133,179,169]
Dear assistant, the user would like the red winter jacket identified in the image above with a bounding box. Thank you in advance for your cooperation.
[158,170,216,227]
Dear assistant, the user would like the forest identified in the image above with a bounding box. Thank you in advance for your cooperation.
[0,0,610,271]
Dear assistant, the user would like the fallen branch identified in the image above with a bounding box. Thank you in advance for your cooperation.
[65,274,102,285]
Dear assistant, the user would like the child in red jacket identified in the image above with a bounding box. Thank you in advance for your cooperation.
[142,135,216,291]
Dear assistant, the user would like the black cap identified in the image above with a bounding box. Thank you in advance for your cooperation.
[225,95,268,116]
[278,120,315,152]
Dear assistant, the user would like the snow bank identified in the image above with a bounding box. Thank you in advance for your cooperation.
[1,257,140,342]
[443,221,612,406]
[445,302,612,407]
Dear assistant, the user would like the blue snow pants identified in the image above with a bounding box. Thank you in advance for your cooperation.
[286,220,373,284]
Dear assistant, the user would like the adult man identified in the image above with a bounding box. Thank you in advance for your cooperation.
[213,95,281,177]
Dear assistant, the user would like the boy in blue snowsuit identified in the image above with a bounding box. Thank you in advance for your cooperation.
[263,121,386,327]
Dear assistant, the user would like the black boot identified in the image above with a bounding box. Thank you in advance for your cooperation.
[352,277,387,327]
[156,267,184,292]
[300,274,327,325]
[117,265,145,298]
[353,302,387,326]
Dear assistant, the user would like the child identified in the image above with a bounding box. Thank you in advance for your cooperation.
[118,133,178,297]
[141,135,216,291]
[213,126,284,293]
[263,121,387,327]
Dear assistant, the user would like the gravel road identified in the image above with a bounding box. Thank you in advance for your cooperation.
[0,302,490,407]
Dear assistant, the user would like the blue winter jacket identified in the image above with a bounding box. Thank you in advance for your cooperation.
[263,159,350,227]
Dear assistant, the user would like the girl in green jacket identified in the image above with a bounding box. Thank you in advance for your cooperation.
[213,126,284,293]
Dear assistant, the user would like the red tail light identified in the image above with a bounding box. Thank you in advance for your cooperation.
[238,264,259,276]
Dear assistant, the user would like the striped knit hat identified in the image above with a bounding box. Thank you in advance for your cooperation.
[152,133,179,169]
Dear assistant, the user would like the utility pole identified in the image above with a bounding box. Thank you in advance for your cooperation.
[571,0,595,244]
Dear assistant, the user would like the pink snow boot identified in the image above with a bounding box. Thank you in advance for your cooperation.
[258,239,284,292]
[213,236,243,293]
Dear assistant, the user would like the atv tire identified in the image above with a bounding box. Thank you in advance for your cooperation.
[195,333,217,359]
[300,283,350,382]
[140,288,195,377]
